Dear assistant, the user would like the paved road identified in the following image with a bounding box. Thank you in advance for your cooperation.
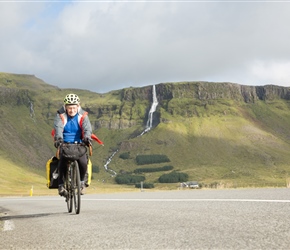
[1,188,290,249]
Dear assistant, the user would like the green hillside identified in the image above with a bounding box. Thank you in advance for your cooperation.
[106,102,290,188]
[1,72,290,195]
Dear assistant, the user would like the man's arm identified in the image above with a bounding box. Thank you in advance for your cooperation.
[53,113,64,140]
[82,115,92,139]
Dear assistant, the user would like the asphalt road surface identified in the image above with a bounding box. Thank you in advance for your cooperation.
[1,188,290,250]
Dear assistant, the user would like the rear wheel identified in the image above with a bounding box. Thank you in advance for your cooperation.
[73,161,81,214]
[65,165,73,213]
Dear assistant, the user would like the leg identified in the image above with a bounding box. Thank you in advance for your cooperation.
[58,155,67,185]
[77,154,88,182]
[58,155,68,196]
[77,154,88,195]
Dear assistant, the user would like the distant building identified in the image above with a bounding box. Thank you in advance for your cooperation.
[181,181,200,189]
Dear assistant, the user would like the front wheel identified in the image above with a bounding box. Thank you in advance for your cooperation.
[72,161,81,214]
[65,166,73,213]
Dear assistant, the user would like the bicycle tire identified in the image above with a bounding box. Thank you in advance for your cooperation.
[66,165,73,213]
[73,161,81,214]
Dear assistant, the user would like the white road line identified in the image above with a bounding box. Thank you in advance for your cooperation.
[3,220,15,231]
[1,198,290,203]
[83,198,290,203]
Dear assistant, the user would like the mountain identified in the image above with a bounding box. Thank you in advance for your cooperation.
[1,72,290,190]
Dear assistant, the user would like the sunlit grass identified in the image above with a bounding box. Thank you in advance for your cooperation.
[0,155,140,196]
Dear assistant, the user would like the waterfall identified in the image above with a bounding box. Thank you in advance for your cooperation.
[103,85,158,175]
[139,84,158,136]
[29,100,35,122]
[147,84,158,129]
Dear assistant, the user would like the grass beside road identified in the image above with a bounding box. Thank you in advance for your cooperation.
[0,155,177,197]
[0,156,139,197]
[1,153,288,197]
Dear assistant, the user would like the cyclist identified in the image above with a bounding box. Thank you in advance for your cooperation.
[53,93,92,196]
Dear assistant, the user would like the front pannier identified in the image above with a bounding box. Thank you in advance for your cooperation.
[46,156,59,189]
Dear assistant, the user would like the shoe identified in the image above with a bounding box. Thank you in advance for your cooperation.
[58,185,67,197]
[80,181,85,195]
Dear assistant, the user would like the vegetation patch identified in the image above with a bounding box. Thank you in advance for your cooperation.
[136,154,170,165]
[119,152,130,159]
[134,165,173,173]
[158,171,189,183]
[92,165,100,173]
[135,182,155,189]
[115,174,145,184]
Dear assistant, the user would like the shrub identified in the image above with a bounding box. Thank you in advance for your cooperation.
[92,165,100,173]
[135,183,155,189]
[158,171,189,183]
[119,152,130,159]
[115,174,145,184]
[134,165,174,173]
[162,165,174,171]
[136,154,170,165]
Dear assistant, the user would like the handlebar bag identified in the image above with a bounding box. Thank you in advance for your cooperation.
[61,143,87,161]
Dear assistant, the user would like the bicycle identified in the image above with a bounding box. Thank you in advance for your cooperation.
[56,142,93,215]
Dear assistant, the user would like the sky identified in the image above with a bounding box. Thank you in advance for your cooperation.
[1,0,290,93]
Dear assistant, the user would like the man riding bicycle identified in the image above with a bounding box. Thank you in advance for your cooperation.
[53,93,92,196]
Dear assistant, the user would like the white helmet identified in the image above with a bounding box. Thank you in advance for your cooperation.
[63,93,80,105]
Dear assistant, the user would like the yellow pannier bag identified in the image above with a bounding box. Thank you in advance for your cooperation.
[46,157,93,188]
[85,158,93,187]
[46,157,59,189]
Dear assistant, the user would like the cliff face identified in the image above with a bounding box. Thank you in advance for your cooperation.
[0,87,33,105]
[2,77,290,133]
[156,82,290,102]
[91,82,290,130]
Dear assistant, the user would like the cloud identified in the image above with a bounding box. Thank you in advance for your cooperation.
[1,1,290,93]
[249,60,290,86]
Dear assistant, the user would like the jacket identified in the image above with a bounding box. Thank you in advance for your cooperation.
[53,105,92,142]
